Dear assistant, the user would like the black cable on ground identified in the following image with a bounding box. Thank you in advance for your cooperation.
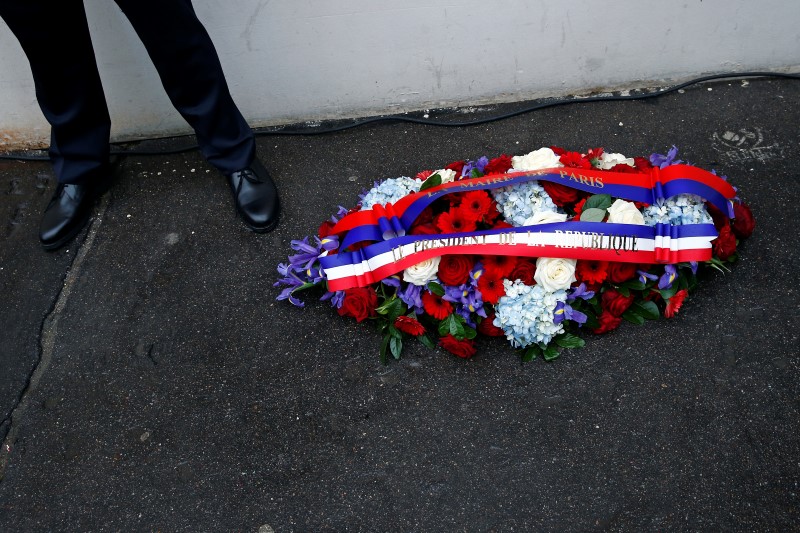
[1,71,798,162]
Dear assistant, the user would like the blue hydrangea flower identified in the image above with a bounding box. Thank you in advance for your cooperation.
[493,280,566,348]
[360,176,421,209]
[642,194,712,226]
[492,181,558,227]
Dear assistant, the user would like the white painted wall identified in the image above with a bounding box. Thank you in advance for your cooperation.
[1,0,799,149]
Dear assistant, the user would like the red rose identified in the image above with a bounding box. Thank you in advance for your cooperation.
[607,262,638,284]
[438,255,474,286]
[446,160,466,176]
[509,259,536,285]
[713,225,737,260]
[609,163,639,174]
[706,202,730,231]
[483,154,513,175]
[438,334,477,358]
[601,289,635,317]
[550,145,567,156]
[394,316,426,336]
[633,157,652,172]
[592,310,622,334]
[337,287,378,322]
[731,202,755,239]
[573,197,587,216]
[559,151,592,169]
[318,220,336,239]
[477,313,505,337]
[542,181,581,206]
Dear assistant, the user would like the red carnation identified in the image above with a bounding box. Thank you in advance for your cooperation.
[337,287,378,323]
[576,260,609,285]
[587,147,604,162]
[438,254,474,286]
[459,190,493,221]
[446,160,466,176]
[731,202,755,239]
[601,288,635,317]
[482,254,518,278]
[509,259,537,285]
[607,262,638,284]
[559,151,592,169]
[319,220,336,239]
[573,197,587,217]
[477,272,506,304]
[477,313,505,337]
[542,181,581,206]
[422,291,453,320]
[435,208,477,234]
[484,154,513,175]
[592,310,622,334]
[438,334,477,358]
[713,225,737,260]
[394,315,426,336]
[550,146,567,156]
[664,289,689,319]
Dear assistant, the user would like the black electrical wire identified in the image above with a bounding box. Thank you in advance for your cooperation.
[1,71,798,162]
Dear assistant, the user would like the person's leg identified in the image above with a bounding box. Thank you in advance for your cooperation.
[113,0,255,174]
[113,0,279,231]
[0,0,111,184]
[1,0,112,249]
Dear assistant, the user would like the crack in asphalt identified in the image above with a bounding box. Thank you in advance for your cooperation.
[0,195,110,482]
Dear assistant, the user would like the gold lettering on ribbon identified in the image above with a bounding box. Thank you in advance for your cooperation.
[558,170,605,189]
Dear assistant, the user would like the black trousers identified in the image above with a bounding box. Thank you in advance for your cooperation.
[0,0,255,184]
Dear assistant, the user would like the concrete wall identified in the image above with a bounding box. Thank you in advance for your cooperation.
[1,0,798,149]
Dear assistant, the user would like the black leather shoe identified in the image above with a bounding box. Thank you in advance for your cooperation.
[226,158,280,233]
[39,182,102,251]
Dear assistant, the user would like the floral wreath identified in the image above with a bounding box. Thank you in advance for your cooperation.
[277,146,754,362]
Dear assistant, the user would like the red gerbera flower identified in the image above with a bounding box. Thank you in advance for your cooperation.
[459,190,493,221]
[482,254,518,278]
[576,260,609,285]
[416,169,434,180]
[477,272,506,305]
[394,315,426,336]
[422,291,453,320]
[559,151,592,169]
[435,208,477,234]
[664,289,689,318]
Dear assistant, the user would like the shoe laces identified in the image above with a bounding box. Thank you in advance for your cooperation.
[233,169,263,196]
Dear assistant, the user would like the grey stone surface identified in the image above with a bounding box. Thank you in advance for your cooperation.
[0,79,798,531]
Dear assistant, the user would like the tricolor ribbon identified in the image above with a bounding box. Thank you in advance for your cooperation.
[320,221,718,291]
[333,165,736,249]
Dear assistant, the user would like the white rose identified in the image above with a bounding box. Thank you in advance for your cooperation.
[534,257,577,292]
[403,256,441,286]
[523,210,568,226]
[433,169,458,184]
[511,148,563,171]
[598,152,635,170]
[607,199,645,225]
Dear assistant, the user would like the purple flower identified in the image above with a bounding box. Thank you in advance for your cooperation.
[658,264,678,290]
[554,301,588,325]
[398,282,424,314]
[462,156,490,177]
[321,290,345,309]
[638,269,659,284]
[650,145,682,169]
[568,283,595,302]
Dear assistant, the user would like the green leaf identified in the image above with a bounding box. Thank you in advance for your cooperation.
[658,285,678,300]
[584,193,613,211]
[419,172,442,191]
[580,207,607,222]
[377,297,406,323]
[463,326,477,340]
[290,282,318,294]
[438,314,464,339]
[634,300,660,320]
[584,313,600,330]
[388,325,403,339]
[617,286,630,297]
[389,336,403,359]
[427,282,445,297]
[543,345,560,361]
[622,310,646,325]
[419,334,436,349]
[379,334,391,364]
[621,280,646,291]
[555,333,586,349]
[470,169,483,178]
[522,345,542,362]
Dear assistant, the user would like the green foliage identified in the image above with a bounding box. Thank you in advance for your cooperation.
[584,194,613,211]
[580,208,607,222]
[419,172,442,191]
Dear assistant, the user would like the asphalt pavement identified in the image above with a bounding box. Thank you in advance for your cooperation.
[1,78,799,532]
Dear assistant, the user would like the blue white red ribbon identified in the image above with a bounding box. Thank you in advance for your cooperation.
[320,221,718,291]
